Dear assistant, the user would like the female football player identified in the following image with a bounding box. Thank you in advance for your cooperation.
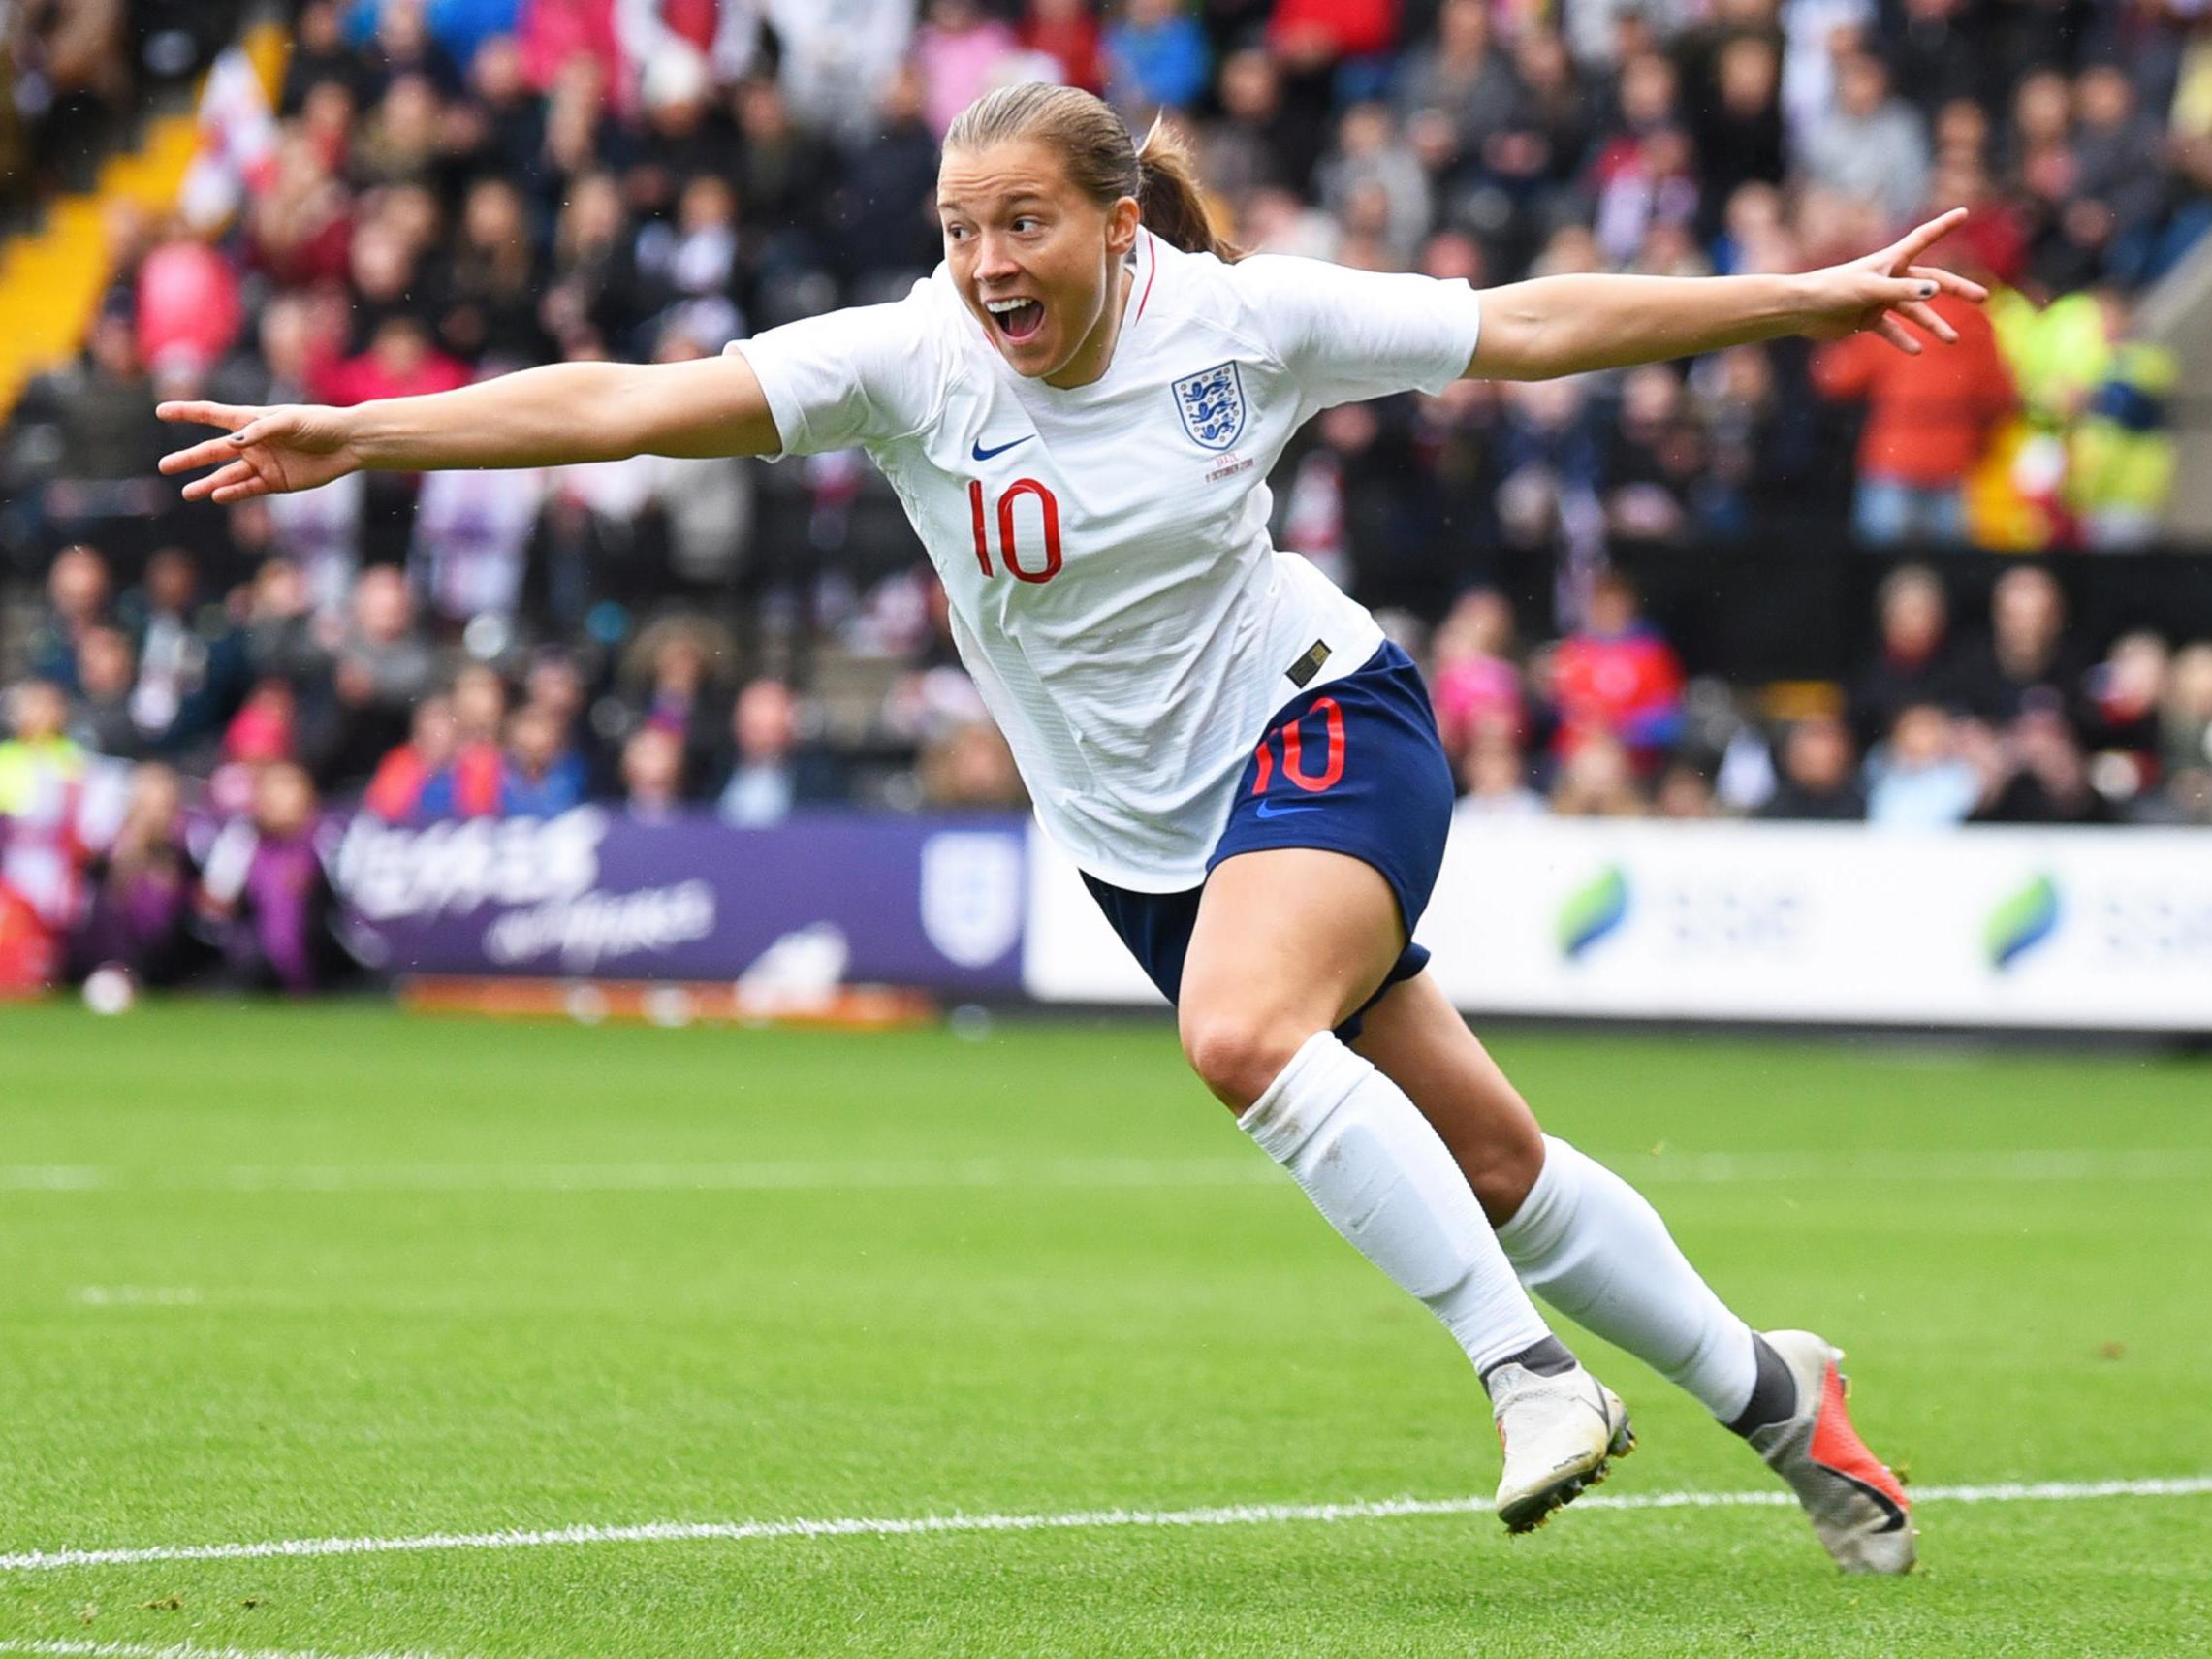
[161,82,1975,1568]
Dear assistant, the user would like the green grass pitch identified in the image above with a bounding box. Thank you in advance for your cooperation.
[3,1001,2209,1657]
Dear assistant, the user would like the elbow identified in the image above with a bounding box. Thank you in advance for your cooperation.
[1478,308,1577,381]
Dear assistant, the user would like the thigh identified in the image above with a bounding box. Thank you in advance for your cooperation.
[1182,845,1407,1037]
[1349,969,1546,1223]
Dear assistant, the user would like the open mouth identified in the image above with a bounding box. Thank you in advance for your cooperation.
[984,297,1045,342]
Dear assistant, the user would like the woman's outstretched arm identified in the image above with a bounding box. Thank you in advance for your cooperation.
[1468,207,1988,382]
[157,352,783,504]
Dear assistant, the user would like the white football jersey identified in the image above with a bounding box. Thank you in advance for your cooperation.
[737,231,1482,891]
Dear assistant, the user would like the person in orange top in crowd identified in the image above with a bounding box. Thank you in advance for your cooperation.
[1811,258,2013,548]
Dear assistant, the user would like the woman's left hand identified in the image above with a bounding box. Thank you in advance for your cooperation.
[1796,207,1990,355]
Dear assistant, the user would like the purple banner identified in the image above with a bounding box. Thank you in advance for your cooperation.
[332,809,1028,991]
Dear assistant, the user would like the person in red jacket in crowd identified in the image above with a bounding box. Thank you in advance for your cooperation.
[363,694,459,822]
[1810,253,2013,548]
[1271,0,1399,64]
[1023,0,1103,94]
[309,314,470,408]
[416,664,508,818]
[1548,570,1686,771]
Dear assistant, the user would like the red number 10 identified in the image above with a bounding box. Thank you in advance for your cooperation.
[968,478,1063,584]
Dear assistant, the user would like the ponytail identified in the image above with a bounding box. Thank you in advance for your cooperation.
[1136,116,1244,263]
[945,84,1243,264]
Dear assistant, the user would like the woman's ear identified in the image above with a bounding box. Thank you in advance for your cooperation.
[1107,195,1141,259]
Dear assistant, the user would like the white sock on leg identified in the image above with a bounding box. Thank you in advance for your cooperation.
[1496,1135,1757,1420]
[1241,1031,1555,1377]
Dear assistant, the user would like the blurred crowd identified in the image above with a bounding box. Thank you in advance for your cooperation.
[2,0,249,210]
[1438,562,2212,827]
[4,0,2212,990]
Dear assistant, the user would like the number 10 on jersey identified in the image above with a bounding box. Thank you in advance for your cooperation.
[968,479,1063,584]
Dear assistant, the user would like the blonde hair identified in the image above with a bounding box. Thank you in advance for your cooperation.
[943,82,1241,262]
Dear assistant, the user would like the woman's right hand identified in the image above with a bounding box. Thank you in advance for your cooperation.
[156,401,364,503]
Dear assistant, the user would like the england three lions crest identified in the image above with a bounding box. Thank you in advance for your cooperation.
[1173,362,1247,452]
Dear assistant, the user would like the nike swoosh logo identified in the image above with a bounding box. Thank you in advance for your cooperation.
[971,435,1035,461]
[1254,799,1319,818]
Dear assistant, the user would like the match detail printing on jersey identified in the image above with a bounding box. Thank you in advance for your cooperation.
[737,232,1482,891]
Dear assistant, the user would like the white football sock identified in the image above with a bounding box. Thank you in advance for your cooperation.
[1496,1135,1757,1421]
[1241,1031,1555,1377]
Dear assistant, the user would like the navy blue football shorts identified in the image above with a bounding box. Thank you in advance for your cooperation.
[1081,639,1455,1044]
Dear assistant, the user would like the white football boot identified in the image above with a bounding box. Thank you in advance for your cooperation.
[1488,1361,1635,1533]
[1747,1329,1916,1574]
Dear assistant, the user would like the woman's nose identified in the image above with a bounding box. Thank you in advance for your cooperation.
[974,236,1021,282]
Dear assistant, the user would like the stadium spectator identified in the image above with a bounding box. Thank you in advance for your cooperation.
[1430,589,1526,772]
[117,548,247,764]
[621,618,728,792]
[0,678,101,952]
[67,626,143,759]
[1315,103,1432,268]
[1547,572,1685,771]
[410,453,548,624]
[915,0,1022,139]
[418,662,508,816]
[8,308,170,532]
[2161,644,2212,810]
[1023,0,1104,96]
[71,762,205,985]
[1549,730,1646,817]
[0,680,85,818]
[1652,759,1721,819]
[618,722,687,818]
[1455,734,1544,816]
[1757,715,1868,820]
[1810,263,2013,548]
[1848,564,1962,746]
[916,720,1025,810]
[826,65,942,290]
[1103,0,1210,117]
[498,701,588,815]
[1800,52,1931,228]
[199,760,344,992]
[2081,630,2169,797]
[363,693,460,821]
[238,560,327,691]
[1972,706,2117,825]
[716,678,845,826]
[25,544,113,692]
[1865,702,1980,827]
[208,678,302,814]
[318,566,438,785]
[1952,564,2081,728]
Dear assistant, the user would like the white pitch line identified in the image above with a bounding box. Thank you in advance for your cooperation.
[0,1159,1278,1195]
[0,1642,466,1659]
[4,1149,2209,1195]
[4,1477,2207,1575]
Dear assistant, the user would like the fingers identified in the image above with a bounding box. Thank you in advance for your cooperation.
[1886,207,1969,268]
[178,458,263,502]
[1897,300,1958,344]
[159,434,251,475]
[1907,263,1989,304]
[1874,313,1923,356]
[154,399,258,431]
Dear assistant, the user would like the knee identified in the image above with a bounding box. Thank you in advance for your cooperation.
[1470,1121,1548,1226]
[1179,1010,1314,1113]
